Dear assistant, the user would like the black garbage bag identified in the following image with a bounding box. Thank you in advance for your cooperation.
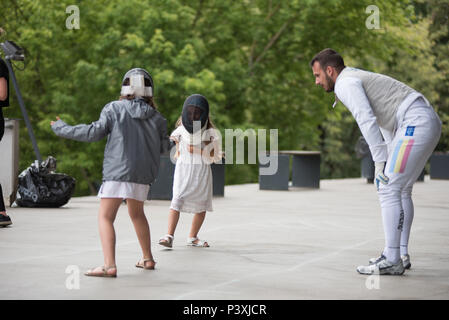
[14,156,76,208]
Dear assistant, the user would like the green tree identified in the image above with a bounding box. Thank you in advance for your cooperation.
[1,0,444,195]
[427,0,449,151]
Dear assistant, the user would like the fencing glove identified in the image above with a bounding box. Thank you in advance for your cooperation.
[374,161,389,191]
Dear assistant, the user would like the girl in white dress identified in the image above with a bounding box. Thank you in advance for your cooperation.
[159,94,222,248]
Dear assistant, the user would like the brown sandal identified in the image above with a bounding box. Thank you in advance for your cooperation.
[84,265,117,278]
[135,258,156,270]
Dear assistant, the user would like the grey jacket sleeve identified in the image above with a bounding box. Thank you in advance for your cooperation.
[52,107,111,142]
[158,117,171,154]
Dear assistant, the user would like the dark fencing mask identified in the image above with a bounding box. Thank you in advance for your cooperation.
[181,94,209,134]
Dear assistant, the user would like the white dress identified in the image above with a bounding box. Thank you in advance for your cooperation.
[170,125,219,214]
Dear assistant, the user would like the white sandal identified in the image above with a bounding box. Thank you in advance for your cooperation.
[158,234,174,248]
[187,237,209,247]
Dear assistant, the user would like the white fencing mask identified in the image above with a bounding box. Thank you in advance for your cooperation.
[120,68,153,97]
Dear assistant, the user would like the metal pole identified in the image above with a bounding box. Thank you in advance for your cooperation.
[4,58,42,162]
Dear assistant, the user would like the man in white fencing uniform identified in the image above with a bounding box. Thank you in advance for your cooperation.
[310,48,441,275]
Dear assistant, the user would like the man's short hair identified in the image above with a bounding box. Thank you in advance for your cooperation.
[310,48,345,73]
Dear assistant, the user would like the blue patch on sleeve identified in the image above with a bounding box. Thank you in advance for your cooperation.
[405,126,415,136]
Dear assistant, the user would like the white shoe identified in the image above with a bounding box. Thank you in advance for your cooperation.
[401,254,411,270]
[369,253,411,269]
[357,258,405,275]
[369,254,386,265]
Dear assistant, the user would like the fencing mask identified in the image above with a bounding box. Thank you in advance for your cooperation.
[120,68,153,97]
[181,94,209,134]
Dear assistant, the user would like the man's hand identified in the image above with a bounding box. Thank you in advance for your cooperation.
[374,161,389,191]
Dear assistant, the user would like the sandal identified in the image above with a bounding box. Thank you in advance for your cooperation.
[84,265,117,278]
[135,258,156,270]
[159,234,174,248]
[187,237,209,247]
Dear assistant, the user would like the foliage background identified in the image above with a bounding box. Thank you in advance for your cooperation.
[1,0,447,196]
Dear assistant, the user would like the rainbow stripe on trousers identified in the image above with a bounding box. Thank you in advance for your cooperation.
[389,139,415,173]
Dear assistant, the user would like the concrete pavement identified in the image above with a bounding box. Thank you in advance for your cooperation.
[1,177,448,299]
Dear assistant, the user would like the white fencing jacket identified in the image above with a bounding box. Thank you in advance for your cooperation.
[334,67,426,162]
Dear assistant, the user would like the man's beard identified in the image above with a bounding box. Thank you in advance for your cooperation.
[325,73,335,92]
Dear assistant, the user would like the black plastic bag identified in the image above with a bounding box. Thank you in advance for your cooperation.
[14,156,76,207]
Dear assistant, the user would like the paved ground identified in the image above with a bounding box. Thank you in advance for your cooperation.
[1,177,448,300]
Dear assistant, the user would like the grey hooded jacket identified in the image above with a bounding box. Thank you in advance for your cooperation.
[52,98,169,185]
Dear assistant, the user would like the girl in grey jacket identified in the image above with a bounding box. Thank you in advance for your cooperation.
[51,68,169,277]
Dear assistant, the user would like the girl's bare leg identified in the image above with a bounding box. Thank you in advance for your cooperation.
[127,198,155,268]
[159,209,180,246]
[96,198,122,275]
[167,209,180,236]
[189,211,208,245]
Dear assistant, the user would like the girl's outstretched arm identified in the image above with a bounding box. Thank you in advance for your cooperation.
[51,106,111,142]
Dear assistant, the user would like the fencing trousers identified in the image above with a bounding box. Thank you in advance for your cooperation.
[378,97,441,263]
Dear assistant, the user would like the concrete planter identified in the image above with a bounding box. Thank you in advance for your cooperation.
[258,151,321,190]
[430,152,449,180]
[361,155,375,184]
[211,158,225,197]
[258,154,290,190]
[148,155,175,200]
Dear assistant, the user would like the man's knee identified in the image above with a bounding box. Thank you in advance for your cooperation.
[378,184,402,207]
[401,185,413,200]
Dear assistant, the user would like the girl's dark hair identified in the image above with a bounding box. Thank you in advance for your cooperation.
[310,48,345,73]
[119,95,157,109]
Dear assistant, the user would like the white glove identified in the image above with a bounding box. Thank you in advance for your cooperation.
[374,161,389,191]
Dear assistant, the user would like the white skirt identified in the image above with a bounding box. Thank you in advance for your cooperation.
[98,181,150,202]
[170,163,213,214]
